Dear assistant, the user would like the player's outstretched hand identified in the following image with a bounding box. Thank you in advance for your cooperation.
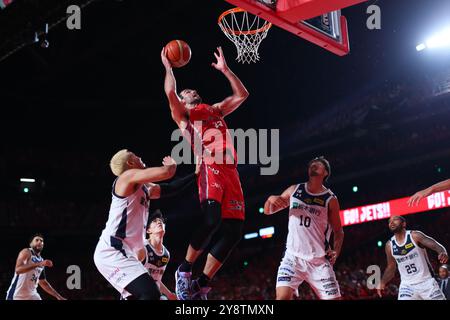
[407,189,429,207]
[211,47,229,73]
[162,156,176,167]
[40,259,53,268]
[438,252,449,264]
[264,196,288,215]
[326,250,338,265]
[161,47,172,70]
[162,156,177,178]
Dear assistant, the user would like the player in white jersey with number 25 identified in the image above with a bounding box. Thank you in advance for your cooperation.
[378,215,448,300]
[264,157,344,300]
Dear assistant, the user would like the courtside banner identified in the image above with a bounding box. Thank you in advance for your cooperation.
[340,190,450,227]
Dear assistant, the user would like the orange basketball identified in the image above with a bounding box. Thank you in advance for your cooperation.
[165,40,191,68]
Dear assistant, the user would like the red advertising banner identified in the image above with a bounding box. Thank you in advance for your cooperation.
[340,190,450,227]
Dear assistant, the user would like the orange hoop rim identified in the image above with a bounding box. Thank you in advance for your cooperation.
[218,7,272,36]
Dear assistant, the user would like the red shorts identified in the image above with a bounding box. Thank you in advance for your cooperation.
[197,163,245,220]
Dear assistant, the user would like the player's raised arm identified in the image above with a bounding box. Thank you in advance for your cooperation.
[378,242,397,297]
[211,47,249,117]
[412,231,448,263]
[121,156,177,186]
[264,185,296,215]
[161,48,188,127]
[407,179,450,207]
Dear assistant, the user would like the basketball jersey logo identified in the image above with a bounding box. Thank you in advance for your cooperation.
[313,198,325,206]
[211,182,222,190]
[228,199,244,211]
[214,120,224,129]
[208,166,220,175]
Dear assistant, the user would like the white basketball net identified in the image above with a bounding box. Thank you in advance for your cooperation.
[218,8,271,64]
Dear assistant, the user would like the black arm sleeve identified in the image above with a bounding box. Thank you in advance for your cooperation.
[159,173,196,198]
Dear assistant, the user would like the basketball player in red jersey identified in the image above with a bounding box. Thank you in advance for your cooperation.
[161,46,249,300]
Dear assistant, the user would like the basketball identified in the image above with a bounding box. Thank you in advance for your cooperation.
[164,40,191,68]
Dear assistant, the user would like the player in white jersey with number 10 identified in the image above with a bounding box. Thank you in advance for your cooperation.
[378,215,448,300]
[264,157,344,300]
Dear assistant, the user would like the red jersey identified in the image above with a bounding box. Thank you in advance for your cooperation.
[185,103,237,166]
[184,104,245,220]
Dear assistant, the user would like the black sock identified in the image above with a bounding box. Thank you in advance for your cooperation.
[197,273,210,288]
[179,260,193,273]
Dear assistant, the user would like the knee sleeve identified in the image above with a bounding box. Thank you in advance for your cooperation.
[125,273,160,300]
[209,219,243,263]
[190,200,222,250]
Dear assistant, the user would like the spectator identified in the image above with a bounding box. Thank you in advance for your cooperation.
[437,265,450,300]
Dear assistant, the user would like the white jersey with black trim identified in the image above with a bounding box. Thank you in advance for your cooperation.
[6,248,46,300]
[100,179,151,252]
[286,183,336,260]
[142,242,170,287]
[390,230,434,285]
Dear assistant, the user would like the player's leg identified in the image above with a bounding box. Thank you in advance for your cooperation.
[306,258,342,300]
[180,201,222,269]
[175,200,222,300]
[178,164,223,269]
[94,237,152,299]
[276,252,302,300]
[190,168,245,300]
[419,278,445,300]
[276,287,296,300]
[189,200,223,256]
[125,273,161,300]
[191,219,243,299]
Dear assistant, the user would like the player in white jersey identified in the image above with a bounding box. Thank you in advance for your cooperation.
[264,157,344,300]
[137,210,176,300]
[121,172,196,300]
[94,149,176,300]
[6,234,66,300]
[378,215,448,300]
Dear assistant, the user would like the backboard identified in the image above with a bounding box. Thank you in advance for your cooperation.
[223,0,368,56]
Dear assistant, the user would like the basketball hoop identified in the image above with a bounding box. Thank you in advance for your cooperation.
[218,7,272,64]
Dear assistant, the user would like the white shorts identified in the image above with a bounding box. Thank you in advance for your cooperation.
[10,293,42,300]
[94,236,148,296]
[398,278,445,300]
[276,251,341,300]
